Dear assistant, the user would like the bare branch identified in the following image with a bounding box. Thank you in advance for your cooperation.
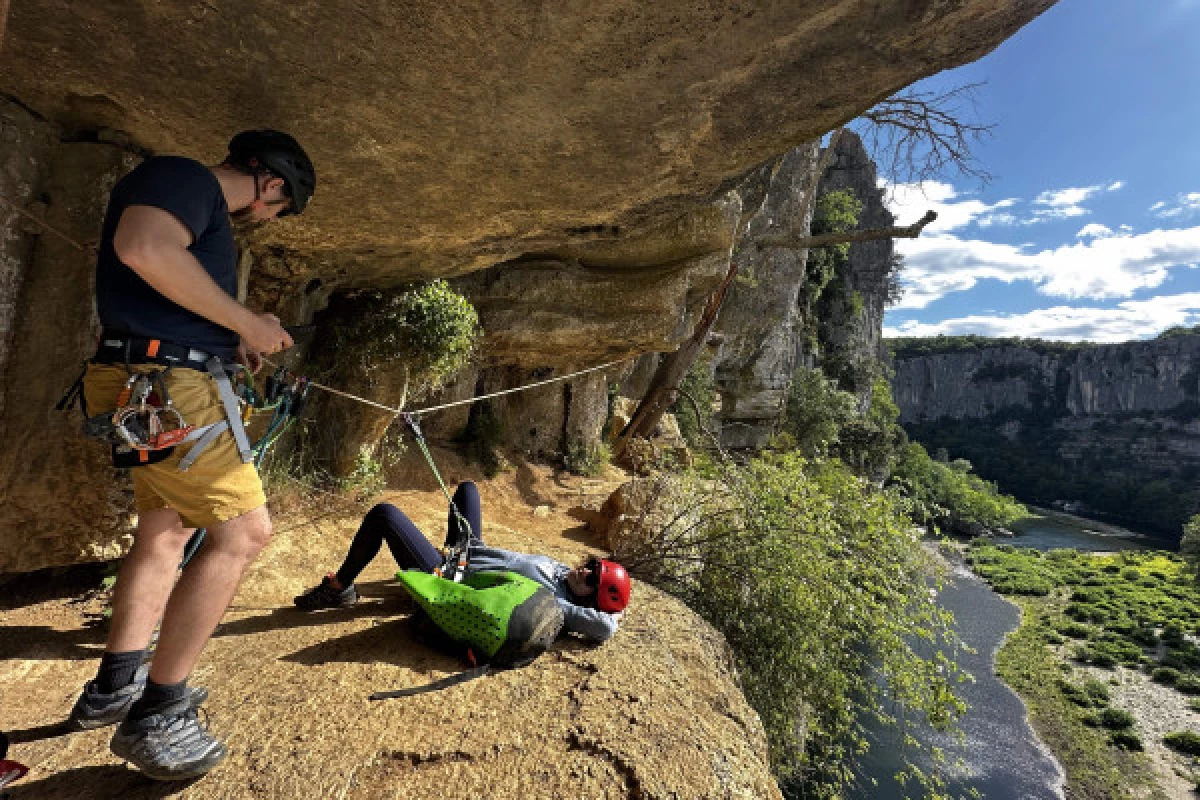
[756,210,937,250]
[858,83,992,185]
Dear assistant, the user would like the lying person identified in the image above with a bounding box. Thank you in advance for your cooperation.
[294,481,630,642]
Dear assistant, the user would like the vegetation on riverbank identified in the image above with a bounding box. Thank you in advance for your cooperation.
[967,543,1200,797]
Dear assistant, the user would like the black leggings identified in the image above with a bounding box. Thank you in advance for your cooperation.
[334,481,482,587]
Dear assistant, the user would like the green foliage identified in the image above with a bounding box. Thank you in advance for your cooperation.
[335,445,387,497]
[1097,708,1135,730]
[1175,674,1200,695]
[1163,731,1200,756]
[806,190,862,301]
[891,442,1027,535]
[624,453,967,797]
[901,412,1200,540]
[1151,667,1181,686]
[563,440,610,477]
[996,596,1149,798]
[1108,731,1143,751]
[1155,324,1200,340]
[971,546,1200,701]
[1057,678,1110,708]
[779,371,903,479]
[780,368,859,459]
[1182,513,1200,575]
[326,279,480,400]
[669,353,717,450]
[887,334,1091,360]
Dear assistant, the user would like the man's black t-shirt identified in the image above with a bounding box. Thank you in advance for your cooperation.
[95,156,239,359]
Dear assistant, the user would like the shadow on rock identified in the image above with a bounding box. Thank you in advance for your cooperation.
[9,763,203,799]
[0,625,106,662]
[279,616,451,672]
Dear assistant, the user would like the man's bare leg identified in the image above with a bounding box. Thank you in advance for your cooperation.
[148,505,272,684]
[106,509,194,653]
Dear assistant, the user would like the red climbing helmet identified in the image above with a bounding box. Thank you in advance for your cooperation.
[588,558,631,613]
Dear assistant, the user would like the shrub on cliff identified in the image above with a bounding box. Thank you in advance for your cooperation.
[889,441,1027,534]
[619,452,967,797]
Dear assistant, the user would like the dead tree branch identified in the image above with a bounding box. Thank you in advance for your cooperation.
[755,210,937,249]
[859,82,992,184]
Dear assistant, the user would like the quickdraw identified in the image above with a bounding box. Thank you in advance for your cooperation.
[110,370,195,452]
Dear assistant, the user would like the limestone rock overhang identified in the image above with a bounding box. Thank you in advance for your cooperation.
[1,0,1055,286]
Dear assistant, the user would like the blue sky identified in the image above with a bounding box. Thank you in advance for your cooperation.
[872,0,1200,342]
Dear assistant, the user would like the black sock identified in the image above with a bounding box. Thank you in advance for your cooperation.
[96,649,145,693]
[128,678,188,720]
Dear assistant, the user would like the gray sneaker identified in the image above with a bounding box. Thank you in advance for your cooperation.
[66,665,209,731]
[109,698,227,781]
[294,574,359,611]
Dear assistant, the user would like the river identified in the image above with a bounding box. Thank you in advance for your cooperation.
[850,512,1159,799]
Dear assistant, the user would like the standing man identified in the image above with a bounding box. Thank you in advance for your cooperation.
[66,130,315,780]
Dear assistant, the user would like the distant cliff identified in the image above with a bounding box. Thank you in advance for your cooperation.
[889,334,1200,539]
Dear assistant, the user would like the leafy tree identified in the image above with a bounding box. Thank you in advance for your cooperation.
[890,442,1027,534]
[617,454,968,797]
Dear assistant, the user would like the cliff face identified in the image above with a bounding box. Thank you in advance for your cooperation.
[712,131,896,448]
[893,337,1200,423]
[0,1,1054,570]
[891,336,1200,537]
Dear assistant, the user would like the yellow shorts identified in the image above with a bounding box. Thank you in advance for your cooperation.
[83,362,266,528]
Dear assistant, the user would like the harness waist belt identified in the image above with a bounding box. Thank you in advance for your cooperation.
[92,332,217,370]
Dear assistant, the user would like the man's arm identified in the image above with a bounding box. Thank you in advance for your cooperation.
[113,205,292,355]
[560,602,619,642]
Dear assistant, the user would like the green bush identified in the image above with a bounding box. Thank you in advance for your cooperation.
[1055,620,1094,639]
[1083,679,1111,706]
[780,368,858,460]
[324,280,480,399]
[1108,730,1143,751]
[564,440,610,477]
[890,442,1027,534]
[1163,731,1200,756]
[1175,674,1200,695]
[1098,708,1135,730]
[622,452,967,796]
[1152,667,1181,686]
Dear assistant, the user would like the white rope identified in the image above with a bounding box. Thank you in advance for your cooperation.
[411,358,628,415]
[264,356,629,418]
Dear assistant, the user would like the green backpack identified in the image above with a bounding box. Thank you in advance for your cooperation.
[386,569,563,677]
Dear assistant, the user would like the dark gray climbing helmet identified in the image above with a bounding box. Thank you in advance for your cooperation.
[227,129,316,216]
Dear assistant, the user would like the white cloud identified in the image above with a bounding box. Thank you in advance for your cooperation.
[1151,192,1200,219]
[1075,223,1115,239]
[892,225,1200,309]
[883,181,1020,234]
[885,292,1200,343]
[1031,184,1108,219]
[1107,181,1124,192]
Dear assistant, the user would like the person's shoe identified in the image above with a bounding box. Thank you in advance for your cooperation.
[109,698,227,781]
[293,574,358,611]
[66,665,210,732]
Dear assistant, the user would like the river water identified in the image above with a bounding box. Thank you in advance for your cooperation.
[850,513,1158,800]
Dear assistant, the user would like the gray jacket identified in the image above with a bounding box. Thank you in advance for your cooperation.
[466,544,619,642]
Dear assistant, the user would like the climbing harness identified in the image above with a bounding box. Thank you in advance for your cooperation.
[58,334,259,471]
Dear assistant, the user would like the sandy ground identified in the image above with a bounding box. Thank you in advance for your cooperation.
[0,451,786,799]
